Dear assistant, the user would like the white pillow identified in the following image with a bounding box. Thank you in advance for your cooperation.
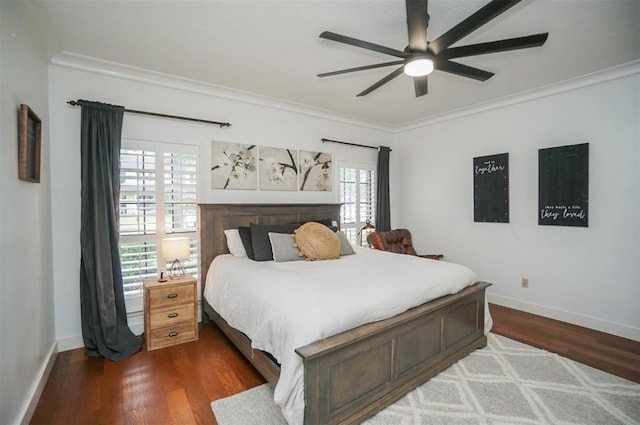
[224,229,247,257]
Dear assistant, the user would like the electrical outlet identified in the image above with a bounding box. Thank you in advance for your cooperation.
[521,278,529,288]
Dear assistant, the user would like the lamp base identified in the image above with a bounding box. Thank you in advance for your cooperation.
[168,259,186,279]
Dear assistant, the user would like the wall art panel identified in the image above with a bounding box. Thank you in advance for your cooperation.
[538,143,589,227]
[259,146,298,191]
[299,151,332,191]
[473,153,509,223]
[210,141,257,190]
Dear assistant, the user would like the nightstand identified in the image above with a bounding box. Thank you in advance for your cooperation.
[143,274,198,351]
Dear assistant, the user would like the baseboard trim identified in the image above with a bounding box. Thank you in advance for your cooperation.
[488,294,640,342]
[18,341,58,425]
[56,334,84,352]
[57,321,145,352]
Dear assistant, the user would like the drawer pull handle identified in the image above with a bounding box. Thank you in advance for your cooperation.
[167,293,178,299]
[168,313,179,318]
[168,332,179,337]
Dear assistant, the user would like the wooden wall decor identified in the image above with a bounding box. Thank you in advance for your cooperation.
[473,153,509,223]
[18,104,42,183]
[538,143,589,227]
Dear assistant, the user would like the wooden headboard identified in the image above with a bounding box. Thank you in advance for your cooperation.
[197,203,341,298]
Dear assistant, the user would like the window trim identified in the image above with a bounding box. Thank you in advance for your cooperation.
[120,138,201,313]
[338,160,376,245]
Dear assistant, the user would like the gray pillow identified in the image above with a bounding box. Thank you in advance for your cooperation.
[268,232,304,262]
[336,231,356,256]
[251,223,300,261]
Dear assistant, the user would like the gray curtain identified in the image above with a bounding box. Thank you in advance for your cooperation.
[79,100,142,361]
[376,146,391,231]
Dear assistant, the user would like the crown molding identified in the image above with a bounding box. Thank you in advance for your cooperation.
[395,60,640,133]
[50,51,393,134]
[50,51,639,135]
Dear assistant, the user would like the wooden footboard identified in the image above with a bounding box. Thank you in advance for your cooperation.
[204,281,489,425]
[296,281,490,425]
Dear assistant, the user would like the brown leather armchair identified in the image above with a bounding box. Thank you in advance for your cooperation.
[367,229,444,260]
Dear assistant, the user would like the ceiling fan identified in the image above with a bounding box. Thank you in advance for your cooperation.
[318,0,548,97]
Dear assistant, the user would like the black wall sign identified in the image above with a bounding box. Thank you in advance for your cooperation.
[538,143,589,227]
[474,153,509,223]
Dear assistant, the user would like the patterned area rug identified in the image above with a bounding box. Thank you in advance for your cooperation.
[211,333,640,425]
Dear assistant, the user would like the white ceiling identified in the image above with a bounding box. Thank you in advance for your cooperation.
[29,0,640,127]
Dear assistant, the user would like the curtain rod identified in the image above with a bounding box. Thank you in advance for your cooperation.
[321,138,391,152]
[67,100,231,128]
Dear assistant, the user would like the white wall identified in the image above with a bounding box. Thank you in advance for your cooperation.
[392,66,640,340]
[47,59,640,346]
[48,61,389,346]
[0,2,56,424]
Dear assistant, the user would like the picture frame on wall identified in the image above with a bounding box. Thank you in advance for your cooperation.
[259,146,298,191]
[538,143,589,227]
[299,151,332,191]
[473,153,509,223]
[210,141,257,190]
[18,104,41,183]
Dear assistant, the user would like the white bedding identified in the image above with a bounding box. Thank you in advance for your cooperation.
[204,246,492,425]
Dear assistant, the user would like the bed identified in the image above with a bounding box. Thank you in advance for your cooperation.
[199,203,491,425]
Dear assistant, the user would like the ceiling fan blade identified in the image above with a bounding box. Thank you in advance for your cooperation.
[429,0,522,55]
[413,75,429,97]
[436,60,494,81]
[406,0,429,52]
[318,61,404,77]
[357,67,405,97]
[320,31,405,58]
[441,33,549,59]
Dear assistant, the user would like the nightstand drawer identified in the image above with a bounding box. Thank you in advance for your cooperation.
[144,274,198,351]
[148,303,195,329]
[147,323,196,351]
[147,284,195,309]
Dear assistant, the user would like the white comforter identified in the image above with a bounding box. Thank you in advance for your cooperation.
[205,246,491,425]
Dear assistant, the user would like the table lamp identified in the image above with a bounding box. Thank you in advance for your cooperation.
[162,237,190,279]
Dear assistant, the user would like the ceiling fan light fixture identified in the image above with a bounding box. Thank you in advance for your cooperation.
[404,56,434,77]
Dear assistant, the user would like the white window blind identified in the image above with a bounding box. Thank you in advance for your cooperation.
[119,140,199,311]
[339,161,376,245]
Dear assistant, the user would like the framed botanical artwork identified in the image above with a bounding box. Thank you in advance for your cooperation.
[299,151,332,191]
[259,146,298,191]
[18,104,41,183]
[210,141,257,190]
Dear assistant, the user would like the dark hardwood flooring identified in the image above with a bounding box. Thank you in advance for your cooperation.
[30,324,265,425]
[31,304,640,425]
[490,303,640,384]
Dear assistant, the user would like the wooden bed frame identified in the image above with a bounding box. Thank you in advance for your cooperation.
[199,203,490,425]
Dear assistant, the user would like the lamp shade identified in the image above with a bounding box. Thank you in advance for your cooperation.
[162,237,191,261]
[358,220,376,247]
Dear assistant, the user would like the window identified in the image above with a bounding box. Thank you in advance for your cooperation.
[119,139,199,312]
[339,161,376,245]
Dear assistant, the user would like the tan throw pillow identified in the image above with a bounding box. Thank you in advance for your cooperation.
[293,222,342,261]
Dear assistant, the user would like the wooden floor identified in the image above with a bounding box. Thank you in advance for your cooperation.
[30,324,265,425]
[31,304,640,425]
[490,303,640,384]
